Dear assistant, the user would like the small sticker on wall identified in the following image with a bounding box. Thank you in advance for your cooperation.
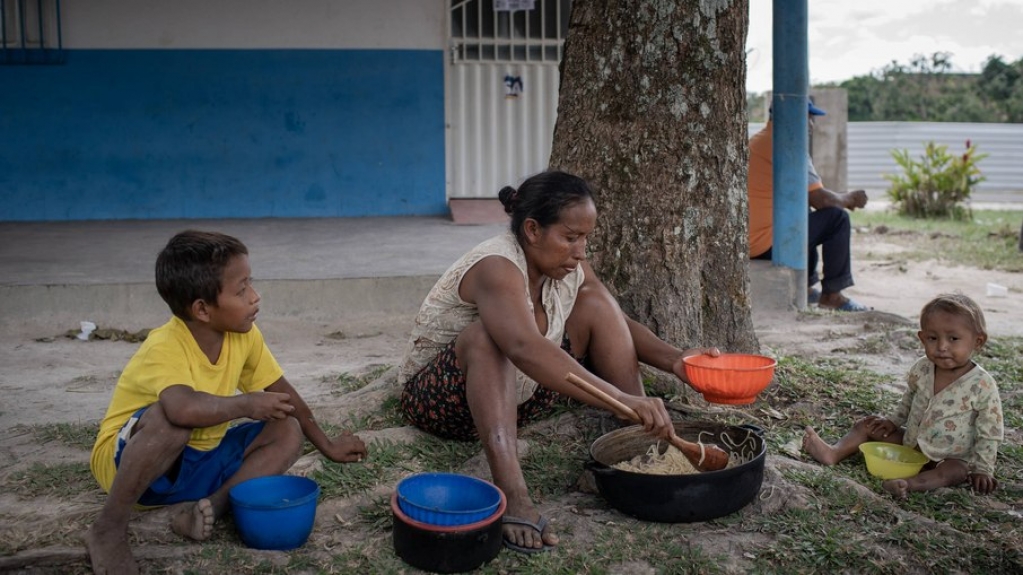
[495,0,536,11]
[504,75,523,99]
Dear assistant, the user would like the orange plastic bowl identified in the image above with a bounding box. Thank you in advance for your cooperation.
[682,353,777,405]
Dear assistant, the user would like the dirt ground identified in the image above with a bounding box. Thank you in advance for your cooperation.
[1,230,1021,573]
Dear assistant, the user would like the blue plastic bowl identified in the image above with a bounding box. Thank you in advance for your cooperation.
[396,473,502,527]
[229,475,320,550]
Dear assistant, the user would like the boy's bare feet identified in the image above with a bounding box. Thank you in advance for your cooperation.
[802,426,839,465]
[169,499,215,541]
[883,479,910,499]
[84,524,139,575]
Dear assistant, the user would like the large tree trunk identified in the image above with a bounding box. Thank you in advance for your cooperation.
[549,0,757,353]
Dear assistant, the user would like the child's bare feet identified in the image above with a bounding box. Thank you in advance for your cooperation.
[802,426,839,465]
[84,524,139,575]
[169,499,215,541]
[882,479,910,499]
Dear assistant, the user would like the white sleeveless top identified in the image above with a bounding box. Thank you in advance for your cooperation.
[398,231,584,404]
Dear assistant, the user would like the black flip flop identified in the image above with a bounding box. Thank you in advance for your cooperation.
[502,515,555,554]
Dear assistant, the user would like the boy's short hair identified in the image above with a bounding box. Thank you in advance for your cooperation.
[920,292,988,339]
[156,230,249,320]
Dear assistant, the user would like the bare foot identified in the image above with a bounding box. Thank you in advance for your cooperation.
[169,499,215,541]
[883,479,910,499]
[502,499,558,551]
[802,426,839,465]
[84,524,139,575]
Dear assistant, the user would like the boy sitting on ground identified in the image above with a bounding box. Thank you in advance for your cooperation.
[86,230,367,575]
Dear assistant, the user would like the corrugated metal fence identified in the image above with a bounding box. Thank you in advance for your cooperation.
[749,122,1023,197]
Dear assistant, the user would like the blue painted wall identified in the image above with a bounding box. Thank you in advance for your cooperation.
[0,49,447,221]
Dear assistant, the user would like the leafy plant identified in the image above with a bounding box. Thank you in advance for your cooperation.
[885,140,987,220]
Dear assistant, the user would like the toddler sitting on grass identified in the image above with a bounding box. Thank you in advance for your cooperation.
[803,293,1003,498]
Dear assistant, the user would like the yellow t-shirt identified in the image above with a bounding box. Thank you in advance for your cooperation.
[90,317,284,491]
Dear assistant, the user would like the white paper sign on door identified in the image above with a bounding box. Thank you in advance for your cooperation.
[495,0,536,11]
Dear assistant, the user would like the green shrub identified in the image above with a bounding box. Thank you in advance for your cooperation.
[885,140,987,220]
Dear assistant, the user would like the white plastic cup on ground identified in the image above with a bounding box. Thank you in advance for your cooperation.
[78,321,97,340]
[985,283,1008,298]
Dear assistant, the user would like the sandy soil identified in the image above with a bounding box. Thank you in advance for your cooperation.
[0,230,1020,572]
[2,232,1019,432]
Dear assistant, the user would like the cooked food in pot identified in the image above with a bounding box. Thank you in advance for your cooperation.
[610,430,761,475]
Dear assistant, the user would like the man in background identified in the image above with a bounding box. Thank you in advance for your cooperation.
[748,100,870,311]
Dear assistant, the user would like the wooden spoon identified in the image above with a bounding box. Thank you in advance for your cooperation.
[565,372,730,472]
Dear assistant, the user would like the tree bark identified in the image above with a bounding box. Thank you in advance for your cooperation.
[549,0,757,353]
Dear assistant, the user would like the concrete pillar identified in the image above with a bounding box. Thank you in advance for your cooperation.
[809,88,848,192]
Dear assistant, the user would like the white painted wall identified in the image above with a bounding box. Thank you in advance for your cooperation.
[62,0,446,49]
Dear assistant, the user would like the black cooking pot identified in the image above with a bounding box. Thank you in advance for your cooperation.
[587,421,765,523]
[390,492,505,573]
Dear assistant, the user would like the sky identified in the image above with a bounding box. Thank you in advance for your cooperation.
[745,0,1023,94]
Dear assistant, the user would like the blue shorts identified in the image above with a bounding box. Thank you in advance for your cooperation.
[114,408,266,507]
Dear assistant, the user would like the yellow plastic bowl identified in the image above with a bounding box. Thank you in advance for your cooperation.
[859,442,928,479]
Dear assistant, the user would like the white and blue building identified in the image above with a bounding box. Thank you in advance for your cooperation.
[1,0,569,221]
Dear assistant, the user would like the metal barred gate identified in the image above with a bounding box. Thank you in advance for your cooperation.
[446,0,570,199]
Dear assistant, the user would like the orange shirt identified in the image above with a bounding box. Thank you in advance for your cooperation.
[747,121,824,257]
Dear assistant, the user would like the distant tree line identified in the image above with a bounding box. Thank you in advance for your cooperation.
[747,52,1023,123]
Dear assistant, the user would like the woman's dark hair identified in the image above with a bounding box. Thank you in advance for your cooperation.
[155,230,249,320]
[498,171,594,242]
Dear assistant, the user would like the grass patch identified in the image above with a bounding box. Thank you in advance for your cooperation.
[583,526,726,575]
[323,542,410,574]
[753,468,1018,574]
[314,440,408,499]
[314,435,482,499]
[850,327,919,355]
[357,494,394,532]
[335,394,408,432]
[183,544,282,575]
[21,421,99,450]
[520,436,589,499]
[766,356,897,439]
[850,209,1023,271]
[319,365,391,395]
[980,336,1023,431]
[6,462,97,499]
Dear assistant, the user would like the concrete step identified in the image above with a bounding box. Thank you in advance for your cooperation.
[0,217,804,330]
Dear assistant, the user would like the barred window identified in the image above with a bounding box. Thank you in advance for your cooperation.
[2,0,64,65]
[450,0,570,64]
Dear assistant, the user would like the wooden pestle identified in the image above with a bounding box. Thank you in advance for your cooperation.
[565,372,730,472]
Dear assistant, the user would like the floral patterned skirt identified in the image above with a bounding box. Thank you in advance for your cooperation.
[400,339,578,441]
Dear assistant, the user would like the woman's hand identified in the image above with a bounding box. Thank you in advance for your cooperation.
[970,472,998,494]
[619,394,674,440]
[672,347,721,384]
